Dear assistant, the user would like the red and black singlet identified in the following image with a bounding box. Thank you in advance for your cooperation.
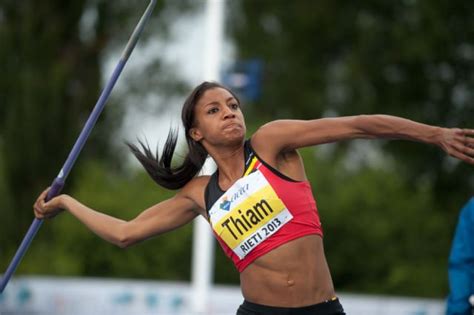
[205,140,323,272]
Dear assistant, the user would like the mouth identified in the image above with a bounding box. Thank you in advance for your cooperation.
[223,122,241,130]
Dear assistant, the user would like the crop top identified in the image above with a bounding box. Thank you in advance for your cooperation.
[204,140,323,272]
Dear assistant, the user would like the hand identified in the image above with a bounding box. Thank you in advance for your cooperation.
[33,187,66,219]
[438,128,474,164]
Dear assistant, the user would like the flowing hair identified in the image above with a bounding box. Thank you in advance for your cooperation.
[127,81,239,190]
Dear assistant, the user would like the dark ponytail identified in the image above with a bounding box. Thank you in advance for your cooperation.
[127,81,238,190]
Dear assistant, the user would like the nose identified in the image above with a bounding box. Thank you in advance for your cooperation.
[222,106,236,120]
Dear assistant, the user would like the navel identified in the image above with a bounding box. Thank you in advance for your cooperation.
[287,279,295,287]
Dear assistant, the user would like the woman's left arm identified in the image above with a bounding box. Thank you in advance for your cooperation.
[253,115,474,164]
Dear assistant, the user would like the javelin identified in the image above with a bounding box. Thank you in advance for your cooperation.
[0,0,157,293]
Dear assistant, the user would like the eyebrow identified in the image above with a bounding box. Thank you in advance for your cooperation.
[204,97,237,108]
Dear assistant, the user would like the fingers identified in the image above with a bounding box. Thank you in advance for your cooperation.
[455,128,474,136]
[34,208,59,220]
[33,203,46,219]
[33,187,60,219]
[462,129,474,137]
[458,129,474,147]
[33,201,62,220]
[33,195,48,219]
[450,141,474,165]
[453,137,474,154]
[453,152,474,165]
[465,136,474,148]
[463,146,474,157]
[35,187,50,205]
[447,128,474,163]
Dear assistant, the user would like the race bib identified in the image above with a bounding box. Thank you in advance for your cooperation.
[209,170,293,259]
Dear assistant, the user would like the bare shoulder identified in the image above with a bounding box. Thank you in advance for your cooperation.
[251,120,298,161]
[178,175,211,215]
[252,120,286,139]
[251,120,283,157]
[251,120,300,153]
[251,121,307,181]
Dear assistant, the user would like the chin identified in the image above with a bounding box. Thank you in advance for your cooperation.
[225,132,246,145]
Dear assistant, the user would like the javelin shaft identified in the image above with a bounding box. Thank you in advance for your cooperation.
[0,0,157,293]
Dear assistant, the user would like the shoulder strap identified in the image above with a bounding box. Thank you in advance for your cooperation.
[243,139,260,176]
[205,139,257,211]
[204,171,221,211]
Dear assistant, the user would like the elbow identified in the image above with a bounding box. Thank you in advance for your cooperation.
[116,238,132,249]
[115,225,136,249]
[116,236,136,249]
[352,114,382,139]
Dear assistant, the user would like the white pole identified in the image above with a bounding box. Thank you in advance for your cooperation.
[202,0,225,81]
[190,0,224,314]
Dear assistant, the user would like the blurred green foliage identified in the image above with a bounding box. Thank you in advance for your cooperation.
[228,0,474,296]
[301,147,449,297]
[13,160,192,280]
[0,0,473,299]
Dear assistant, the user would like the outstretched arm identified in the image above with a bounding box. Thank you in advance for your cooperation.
[253,115,474,164]
[33,186,200,248]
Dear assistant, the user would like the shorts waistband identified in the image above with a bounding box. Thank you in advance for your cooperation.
[239,298,345,315]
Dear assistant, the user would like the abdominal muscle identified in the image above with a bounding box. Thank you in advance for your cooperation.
[239,234,336,307]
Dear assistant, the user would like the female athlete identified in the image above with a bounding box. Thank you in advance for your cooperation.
[34,81,474,315]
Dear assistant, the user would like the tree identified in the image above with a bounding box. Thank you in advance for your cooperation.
[228,0,473,199]
[0,0,108,253]
[227,0,474,296]
[0,0,195,274]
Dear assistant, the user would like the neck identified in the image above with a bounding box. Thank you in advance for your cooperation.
[206,140,245,185]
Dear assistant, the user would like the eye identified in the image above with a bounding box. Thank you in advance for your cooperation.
[207,107,218,114]
[230,103,240,110]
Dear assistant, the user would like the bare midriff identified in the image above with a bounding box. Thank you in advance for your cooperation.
[239,234,335,307]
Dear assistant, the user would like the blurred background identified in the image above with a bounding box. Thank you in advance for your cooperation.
[0,0,473,314]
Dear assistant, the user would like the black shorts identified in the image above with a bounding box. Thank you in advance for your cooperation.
[236,298,346,315]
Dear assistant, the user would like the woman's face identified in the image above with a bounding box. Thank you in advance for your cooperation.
[190,87,246,147]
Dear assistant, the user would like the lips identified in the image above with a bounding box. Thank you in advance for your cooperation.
[223,122,241,130]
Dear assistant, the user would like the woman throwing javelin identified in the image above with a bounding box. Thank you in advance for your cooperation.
[34,82,474,315]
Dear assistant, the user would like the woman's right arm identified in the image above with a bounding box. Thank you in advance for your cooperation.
[33,185,201,248]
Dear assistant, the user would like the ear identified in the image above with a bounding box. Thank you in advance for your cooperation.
[189,127,203,142]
